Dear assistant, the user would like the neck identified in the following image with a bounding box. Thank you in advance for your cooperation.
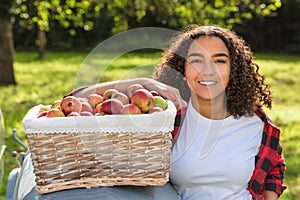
[191,96,230,120]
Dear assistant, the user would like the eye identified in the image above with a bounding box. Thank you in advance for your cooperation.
[189,59,203,64]
[214,59,227,64]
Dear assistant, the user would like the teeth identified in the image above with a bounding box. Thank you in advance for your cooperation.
[199,81,216,86]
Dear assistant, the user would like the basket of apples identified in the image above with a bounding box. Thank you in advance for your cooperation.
[23,84,177,194]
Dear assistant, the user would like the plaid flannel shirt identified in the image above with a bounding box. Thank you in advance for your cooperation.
[171,108,286,200]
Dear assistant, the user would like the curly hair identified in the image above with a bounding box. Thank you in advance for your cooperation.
[153,24,272,117]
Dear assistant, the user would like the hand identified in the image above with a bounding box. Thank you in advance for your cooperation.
[140,78,188,110]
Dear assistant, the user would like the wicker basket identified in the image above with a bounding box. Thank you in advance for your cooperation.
[23,101,176,194]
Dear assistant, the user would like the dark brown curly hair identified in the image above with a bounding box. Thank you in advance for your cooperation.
[153,24,272,117]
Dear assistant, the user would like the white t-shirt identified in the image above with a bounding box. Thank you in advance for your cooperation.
[170,102,263,200]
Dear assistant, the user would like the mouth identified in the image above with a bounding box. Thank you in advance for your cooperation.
[198,81,217,86]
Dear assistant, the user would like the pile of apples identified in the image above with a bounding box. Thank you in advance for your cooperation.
[37,83,169,118]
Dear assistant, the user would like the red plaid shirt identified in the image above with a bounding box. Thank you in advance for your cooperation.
[172,108,286,200]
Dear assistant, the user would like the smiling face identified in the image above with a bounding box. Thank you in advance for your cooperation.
[185,36,231,109]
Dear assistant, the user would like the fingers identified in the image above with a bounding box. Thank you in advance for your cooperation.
[142,79,187,110]
[160,87,187,110]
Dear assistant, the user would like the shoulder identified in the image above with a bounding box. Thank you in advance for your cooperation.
[255,108,281,143]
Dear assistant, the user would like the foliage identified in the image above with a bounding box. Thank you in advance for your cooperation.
[11,0,282,35]
[0,51,299,199]
[9,0,300,54]
[12,0,103,35]
[234,0,300,54]
[105,0,283,32]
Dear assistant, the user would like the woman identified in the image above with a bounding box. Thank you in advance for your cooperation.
[70,25,286,200]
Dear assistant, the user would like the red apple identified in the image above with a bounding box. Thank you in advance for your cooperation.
[60,96,82,115]
[126,83,144,98]
[67,111,81,117]
[149,106,164,114]
[102,89,118,100]
[123,103,142,114]
[150,90,160,97]
[46,108,65,118]
[111,92,129,105]
[81,101,94,113]
[96,99,124,114]
[87,93,104,108]
[37,111,48,118]
[130,89,154,113]
[94,103,103,115]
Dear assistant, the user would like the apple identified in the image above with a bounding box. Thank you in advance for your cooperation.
[150,90,160,97]
[38,105,50,113]
[67,111,81,117]
[153,96,168,110]
[102,88,118,100]
[37,111,48,118]
[87,93,103,108]
[126,83,144,98]
[60,96,82,115]
[81,101,94,113]
[96,99,124,114]
[95,112,105,116]
[123,103,142,114]
[94,103,103,115]
[51,100,62,109]
[46,108,65,118]
[149,106,164,114]
[80,111,94,116]
[130,89,154,113]
[111,92,129,105]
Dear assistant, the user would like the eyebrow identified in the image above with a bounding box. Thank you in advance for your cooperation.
[187,52,204,58]
[187,52,229,58]
[212,53,229,58]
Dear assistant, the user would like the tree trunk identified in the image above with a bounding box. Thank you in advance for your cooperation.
[37,29,47,59]
[0,18,16,85]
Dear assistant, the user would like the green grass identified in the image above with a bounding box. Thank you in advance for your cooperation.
[0,51,299,199]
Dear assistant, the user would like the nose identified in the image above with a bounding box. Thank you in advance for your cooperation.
[200,60,215,75]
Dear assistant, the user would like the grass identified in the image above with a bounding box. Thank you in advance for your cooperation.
[0,51,299,199]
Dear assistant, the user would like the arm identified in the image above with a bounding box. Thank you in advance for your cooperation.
[73,77,187,110]
[263,143,286,199]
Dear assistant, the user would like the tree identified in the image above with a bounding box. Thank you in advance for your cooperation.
[235,0,300,53]
[0,0,16,85]
[0,0,283,85]
[12,0,283,56]
[104,0,283,33]
[13,0,104,59]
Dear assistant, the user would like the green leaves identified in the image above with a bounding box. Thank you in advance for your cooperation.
[10,0,283,37]
[13,0,102,34]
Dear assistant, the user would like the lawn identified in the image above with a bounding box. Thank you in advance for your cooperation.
[0,51,299,199]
